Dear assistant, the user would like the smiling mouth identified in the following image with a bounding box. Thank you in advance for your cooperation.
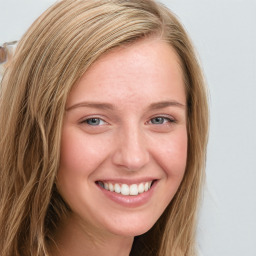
[96,180,156,196]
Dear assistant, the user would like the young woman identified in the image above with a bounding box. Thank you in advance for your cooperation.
[0,0,208,255]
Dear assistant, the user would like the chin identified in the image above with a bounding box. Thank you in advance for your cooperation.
[104,215,157,237]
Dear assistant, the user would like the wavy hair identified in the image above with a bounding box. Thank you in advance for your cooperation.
[0,0,208,255]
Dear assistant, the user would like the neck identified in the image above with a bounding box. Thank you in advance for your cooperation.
[50,214,134,256]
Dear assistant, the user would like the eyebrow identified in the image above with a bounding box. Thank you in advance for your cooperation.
[148,101,186,110]
[66,100,186,111]
[66,102,114,111]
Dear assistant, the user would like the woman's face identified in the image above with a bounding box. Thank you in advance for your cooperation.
[57,38,187,237]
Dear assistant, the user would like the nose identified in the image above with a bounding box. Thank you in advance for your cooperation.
[112,125,150,171]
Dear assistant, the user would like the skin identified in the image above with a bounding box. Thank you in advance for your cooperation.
[54,38,187,256]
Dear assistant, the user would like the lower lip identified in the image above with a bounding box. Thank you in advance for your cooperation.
[96,181,158,208]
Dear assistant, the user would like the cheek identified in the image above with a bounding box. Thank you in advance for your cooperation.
[57,131,115,213]
[57,127,112,207]
[59,127,110,177]
[154,129,187,177]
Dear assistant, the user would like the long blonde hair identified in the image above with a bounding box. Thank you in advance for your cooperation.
[0,1,208,255]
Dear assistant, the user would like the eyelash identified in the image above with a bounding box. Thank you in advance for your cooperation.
[81,116,175,126]
[81,117,107,126]
[148,116,175,125]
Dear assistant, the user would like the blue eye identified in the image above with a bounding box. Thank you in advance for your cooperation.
[84,118,105,126]
[150,117,173,124]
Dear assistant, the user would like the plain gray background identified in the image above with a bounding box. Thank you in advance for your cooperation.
[1,0,256,255]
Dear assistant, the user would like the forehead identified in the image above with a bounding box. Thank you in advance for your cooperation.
[67,38,186,108]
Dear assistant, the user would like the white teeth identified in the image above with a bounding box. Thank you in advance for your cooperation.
[109,183,114,192]
[99,181,154,196]
[104,183,109,190]
[121,184,130,195]
[114,184,121,193]
[130,184,138,196]
[144,182,149,191]
[138,183,145,194]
